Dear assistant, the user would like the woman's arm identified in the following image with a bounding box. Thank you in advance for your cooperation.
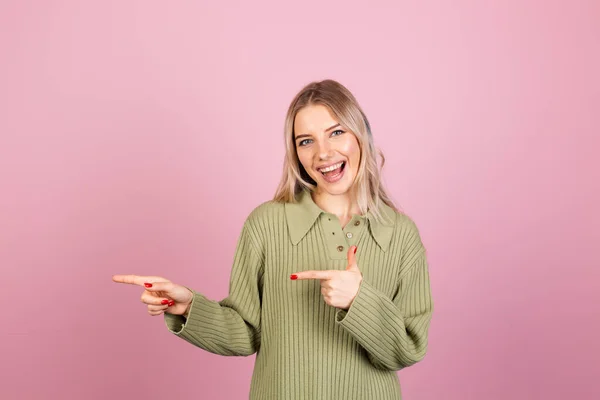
[335,220,434,371]
[164,217,264,357]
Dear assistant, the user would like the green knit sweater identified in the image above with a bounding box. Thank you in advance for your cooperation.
[164,189,434,399]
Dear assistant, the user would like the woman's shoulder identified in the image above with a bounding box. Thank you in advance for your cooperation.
[392,210,428,260]
[244,199,286,226]
[394,211,421,234]
[378,201,421,236]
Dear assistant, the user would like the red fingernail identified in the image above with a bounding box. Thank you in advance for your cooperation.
[144,283,152,288]
[161,299,169,305]
[290,274,298,280]
[168,301,175,306]
[354,246,357,254]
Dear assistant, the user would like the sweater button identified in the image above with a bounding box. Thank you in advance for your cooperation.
[354,221,360,226]
[346,232,353,239]
[337,245,344,252]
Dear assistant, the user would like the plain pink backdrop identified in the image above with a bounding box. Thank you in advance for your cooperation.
[1,1,598,399]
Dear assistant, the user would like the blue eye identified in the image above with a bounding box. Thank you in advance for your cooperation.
[297,130,344,147]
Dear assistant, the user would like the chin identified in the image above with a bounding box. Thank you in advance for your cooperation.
[324,187,352,196]
[314,175,355,195]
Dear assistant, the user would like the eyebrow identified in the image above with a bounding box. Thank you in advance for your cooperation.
[295,123,341,141]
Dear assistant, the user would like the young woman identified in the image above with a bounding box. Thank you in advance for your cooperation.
[113,79,434,399]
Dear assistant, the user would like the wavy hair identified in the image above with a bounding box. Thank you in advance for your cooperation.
[272,79,400,225]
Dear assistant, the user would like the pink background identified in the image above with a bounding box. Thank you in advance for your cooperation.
[1,1,598,399]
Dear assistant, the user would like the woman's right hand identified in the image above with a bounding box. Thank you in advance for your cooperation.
[112,275,194,317]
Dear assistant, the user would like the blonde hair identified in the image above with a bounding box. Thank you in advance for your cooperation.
[273,79,400,225]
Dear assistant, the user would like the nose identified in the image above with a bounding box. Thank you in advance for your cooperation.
[317,140,334,161]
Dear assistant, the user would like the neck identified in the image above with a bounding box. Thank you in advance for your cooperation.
[311,188,362,221]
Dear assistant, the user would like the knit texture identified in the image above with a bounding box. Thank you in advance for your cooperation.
[164,189,434,399]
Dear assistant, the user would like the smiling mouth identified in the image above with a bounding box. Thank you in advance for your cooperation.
[318,161,346,183]
[318,161,345,175]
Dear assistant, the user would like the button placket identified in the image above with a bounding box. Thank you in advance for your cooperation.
[322,214,347,259]
[321,214,366,259]
[342,217,358,249]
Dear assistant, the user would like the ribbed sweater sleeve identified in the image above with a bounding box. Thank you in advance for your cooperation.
[334,219,433,371]
[163,216,264,356]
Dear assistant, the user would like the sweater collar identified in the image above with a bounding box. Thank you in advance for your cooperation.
[284,188,396,251]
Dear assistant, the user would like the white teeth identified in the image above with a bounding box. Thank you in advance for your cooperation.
[319,162,343,173]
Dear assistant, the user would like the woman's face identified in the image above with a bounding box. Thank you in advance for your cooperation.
[294,105,361,195]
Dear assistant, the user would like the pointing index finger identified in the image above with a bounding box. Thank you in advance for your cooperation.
[292,270,335,280]
[112,275,153,287]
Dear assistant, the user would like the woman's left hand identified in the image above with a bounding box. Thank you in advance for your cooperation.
[291,245,362,310]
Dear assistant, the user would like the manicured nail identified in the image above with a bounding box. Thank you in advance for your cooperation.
[144,283,152,288]
[354,246,357,254]
[290,274,298,280]
[168,300,175,306]
[161,299,169,305]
